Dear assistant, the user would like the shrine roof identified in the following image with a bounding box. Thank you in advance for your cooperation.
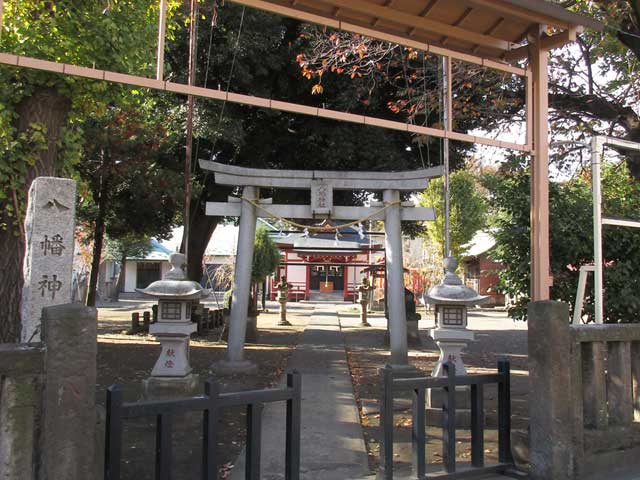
[232,0,602,65]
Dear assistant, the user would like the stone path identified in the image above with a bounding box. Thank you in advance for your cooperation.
[230,305,370,480]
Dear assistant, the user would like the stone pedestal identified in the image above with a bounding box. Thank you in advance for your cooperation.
[275,277,291,326]
[149,326,196,377]
[359,300,370,326]
[143,374,201,399]
[426,327,475,426]
[278,299,291,326]
[429,328,475,377]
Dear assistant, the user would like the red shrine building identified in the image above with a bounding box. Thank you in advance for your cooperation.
[270,227,385,302]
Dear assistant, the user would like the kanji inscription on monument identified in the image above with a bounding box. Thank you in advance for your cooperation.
[21,177,77,343]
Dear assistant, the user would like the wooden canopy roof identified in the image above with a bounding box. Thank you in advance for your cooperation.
[232,0,602,64]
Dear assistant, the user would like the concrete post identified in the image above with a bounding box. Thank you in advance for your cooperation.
[41,303,97,480]
[528,300,574,480]
[383,189,408,366]
[216,186,258,372]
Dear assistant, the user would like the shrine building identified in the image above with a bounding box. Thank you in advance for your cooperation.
[271,225,385,302]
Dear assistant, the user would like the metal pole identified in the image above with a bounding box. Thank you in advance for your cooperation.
[442,56,452,258]
[591,136,604,323]
[156,0,167,81]
[183,0,198,264]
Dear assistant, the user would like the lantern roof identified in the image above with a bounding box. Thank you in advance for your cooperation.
[137,253,209,300]
[427,257,489,306]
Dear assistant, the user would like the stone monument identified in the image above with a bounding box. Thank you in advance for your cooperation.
[138,253,207,395]
[21,177,76,343]
[356,277,372,326]
[275,276,291,326]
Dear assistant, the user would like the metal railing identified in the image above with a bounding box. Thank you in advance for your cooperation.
[104,371,302,480]
[379,360,513,479]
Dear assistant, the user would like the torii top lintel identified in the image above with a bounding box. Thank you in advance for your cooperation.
[199,160,443,191]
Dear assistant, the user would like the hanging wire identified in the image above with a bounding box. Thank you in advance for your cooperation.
[207,5,246,163]
[193,0,222,164]
[192,4,246,177]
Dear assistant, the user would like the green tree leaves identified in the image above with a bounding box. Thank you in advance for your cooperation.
[419,170,487,259]
[484,158,640,322]
[251,227,280,284]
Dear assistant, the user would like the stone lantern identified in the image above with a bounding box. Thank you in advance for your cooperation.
[426,256,488,377]
[137,252,209,393]
[275,276,291,326]
[356,277,372,326]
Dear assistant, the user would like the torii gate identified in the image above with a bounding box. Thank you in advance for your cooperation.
[200,160,442,372]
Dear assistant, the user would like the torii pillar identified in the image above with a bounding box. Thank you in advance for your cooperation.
[215,186,259,373]
[383,189,408,365]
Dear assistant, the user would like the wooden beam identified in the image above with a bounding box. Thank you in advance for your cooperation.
[229,0,528,75]
[472,17,505,54]
[407,0,439,36]
[442,7,474,46]
[305,0,514,52]
[371,0,394,27]
[602,218,640,229]
[460,0,571,29]
[529,26,552,301]
[0,52,532,152]
[502,28,579,62]
[205,202,436,221]
[0,1,4,40]
[156,0,167,80]
[525,72,533,151]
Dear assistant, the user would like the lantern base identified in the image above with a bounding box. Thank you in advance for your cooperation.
[143,373,201,400]
[424,406,479,428]
[427,384,472,410]
[150,334,194,377]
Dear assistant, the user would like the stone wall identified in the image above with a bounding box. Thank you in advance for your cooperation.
[528,301,640,480]
[0,303,97,480]
[0,345,45,479]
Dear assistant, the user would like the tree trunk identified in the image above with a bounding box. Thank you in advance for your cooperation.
[115,252,127,300]
[0,87,70,343]
[182,182,231,282]
[261,279,267,310]
[186,214,219,283]
[86,157,111,306]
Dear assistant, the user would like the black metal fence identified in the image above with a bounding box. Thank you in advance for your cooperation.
[104,371,302,480]
[379,360,514,479]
